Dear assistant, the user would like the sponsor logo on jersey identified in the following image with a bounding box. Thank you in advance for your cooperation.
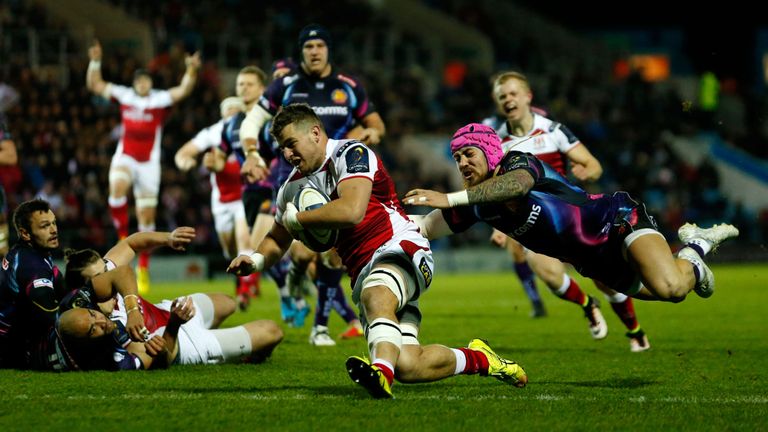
[33,278,54,289]
[122,108,154,122]
[291,93,309,98]
[331,89,348,105]
[313,106,349,116]
[345,145,369,173]
[419,257,432,287]
[513,204,542,237]
[315,82,325,90]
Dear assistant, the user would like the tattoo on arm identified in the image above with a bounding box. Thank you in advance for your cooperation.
[466,170,534,204]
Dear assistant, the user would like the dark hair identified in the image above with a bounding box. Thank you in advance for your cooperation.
[238,65,268,87]
[64,248,102,289]
[12,199,51,236]
[133,68,152,81]
[270,103,323,141]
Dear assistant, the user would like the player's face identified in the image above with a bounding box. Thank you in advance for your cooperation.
[236,73,265,106]
[73,308,117,339]
[23,210,58,250]
[301,39,330,76]
[133,75,153,97]
[494,78,532,123]
[453,146,489,187]
[278,123,325,174]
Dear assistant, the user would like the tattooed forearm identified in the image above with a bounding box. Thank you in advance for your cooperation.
[466,170,533,203]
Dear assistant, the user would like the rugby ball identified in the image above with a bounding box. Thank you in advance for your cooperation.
[293,185,339,252]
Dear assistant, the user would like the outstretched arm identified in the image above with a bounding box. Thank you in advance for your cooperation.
[227,222,293,276]
[404,169,535,209]
[174,141,202,172]
[86,40,110,98]
[168,51,201,103]
[104,227,196,266]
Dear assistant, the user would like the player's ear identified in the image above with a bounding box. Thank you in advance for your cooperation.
[18,227,30,242]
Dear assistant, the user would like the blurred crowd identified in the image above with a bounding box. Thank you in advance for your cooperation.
[1,0,766,257]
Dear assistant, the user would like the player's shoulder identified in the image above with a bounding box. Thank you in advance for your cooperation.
[499,150,543,174]
[334,72,361,88]
[332,139,368,158]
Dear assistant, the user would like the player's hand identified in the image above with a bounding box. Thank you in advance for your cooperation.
[185,51,201,70]
[403,189,450,209]
[202,150,224,172]
[175,155,197,172]
[490,229,507,248]
[126,309,148,342]
[241,156,270,183]
[168,227,196,251]
[570,164,590,182]
[88,40,102,61]
[169,296,195,325]
[227,253,265,276]
[358,128,381,146]
[283,202,304,237]
[144,335,167,357]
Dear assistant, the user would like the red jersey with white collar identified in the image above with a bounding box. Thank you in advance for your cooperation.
[275,139,416,284]
[109,84,173,162]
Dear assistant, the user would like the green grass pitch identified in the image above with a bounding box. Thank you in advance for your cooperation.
[2,263,766,431]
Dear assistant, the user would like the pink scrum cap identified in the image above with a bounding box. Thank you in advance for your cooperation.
[450,123,503,171]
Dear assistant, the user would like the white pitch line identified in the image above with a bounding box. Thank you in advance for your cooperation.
[12,393,768,404]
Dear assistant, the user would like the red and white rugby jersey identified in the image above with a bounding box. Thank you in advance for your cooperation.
[191,120,242,203]
[103,259,170,333]
[275,139,417,282]
[109,84,173,162]
[495,113,581,176]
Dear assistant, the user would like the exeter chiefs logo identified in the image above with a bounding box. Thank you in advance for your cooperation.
[331,89,348,105]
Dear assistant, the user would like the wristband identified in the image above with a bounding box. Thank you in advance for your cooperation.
[446,190,469,207]
[127,306,140,315]
[123,294,138,301]
[248,252,266,272]
[88,60,101,72]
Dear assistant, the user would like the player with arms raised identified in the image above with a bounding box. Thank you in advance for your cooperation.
[86,39,200,293]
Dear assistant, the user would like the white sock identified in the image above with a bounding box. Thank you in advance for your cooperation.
[451,348,467,375]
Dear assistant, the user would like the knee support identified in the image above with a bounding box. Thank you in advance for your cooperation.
[136,197,158,209]
[366,318,402,356]
[109,169,132,185]
[362,268,407,310]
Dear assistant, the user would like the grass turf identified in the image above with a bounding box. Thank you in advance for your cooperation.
[1,263,766,431]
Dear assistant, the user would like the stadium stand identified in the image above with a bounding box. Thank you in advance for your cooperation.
[1,0,765,261]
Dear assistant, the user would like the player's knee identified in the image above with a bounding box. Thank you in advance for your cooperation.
[648,277,688,303]
[253,320,284,348]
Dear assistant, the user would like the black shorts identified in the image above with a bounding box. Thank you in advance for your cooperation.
[242,187,273,227]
